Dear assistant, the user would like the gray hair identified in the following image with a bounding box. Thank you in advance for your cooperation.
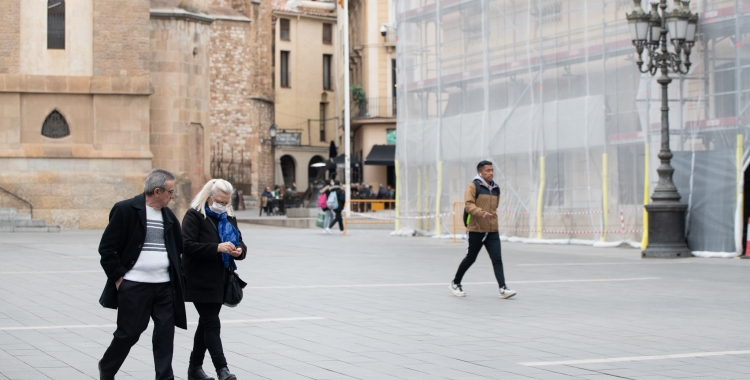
[144,168,176,195]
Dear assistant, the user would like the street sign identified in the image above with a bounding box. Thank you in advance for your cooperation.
[275,132,301,146]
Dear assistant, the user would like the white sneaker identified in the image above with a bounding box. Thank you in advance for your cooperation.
[449,282,466,297]
[499,286,516,299]
[324,228,332,234]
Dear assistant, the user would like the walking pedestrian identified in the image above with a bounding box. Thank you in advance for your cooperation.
[325,180,345,234]
[97,168,186,380]
[449,161,516,299]
[182,179,247,380]
[261,186,274,216]
[237,189,246,211]
[318,184,333,234]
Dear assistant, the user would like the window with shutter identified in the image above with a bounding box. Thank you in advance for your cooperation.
[281,51,290,87]
[323,55,332,91]
[280,19,290,41]
[323,23,332,44]
[47,0,65,49]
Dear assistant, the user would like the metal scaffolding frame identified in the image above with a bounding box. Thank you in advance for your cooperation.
[395,0,750,254]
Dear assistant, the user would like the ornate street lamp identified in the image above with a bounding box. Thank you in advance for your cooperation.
[261,123,278,146]
[627,0,697,258]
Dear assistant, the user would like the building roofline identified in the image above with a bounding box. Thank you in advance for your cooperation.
[150,8,216,23]
[272,9,337,21]
[151,7,252,23]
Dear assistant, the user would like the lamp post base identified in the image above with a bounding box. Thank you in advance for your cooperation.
[642,202,692,258]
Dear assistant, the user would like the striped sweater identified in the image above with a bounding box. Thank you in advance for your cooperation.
[123,206,170,283]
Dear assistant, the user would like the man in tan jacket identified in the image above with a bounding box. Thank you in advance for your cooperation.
[450,160,516,299]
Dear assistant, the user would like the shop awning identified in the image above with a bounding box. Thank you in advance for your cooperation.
[333,154,360,167]
[364,145,395,166]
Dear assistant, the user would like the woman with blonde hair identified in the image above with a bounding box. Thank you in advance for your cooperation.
[182,179,246,380]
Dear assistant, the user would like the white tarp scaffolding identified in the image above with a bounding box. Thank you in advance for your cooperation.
[394,0,750,254]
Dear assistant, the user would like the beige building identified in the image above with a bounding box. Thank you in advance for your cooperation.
[271,0,338,193]
[0,0,274,229]
[337,0,397,189]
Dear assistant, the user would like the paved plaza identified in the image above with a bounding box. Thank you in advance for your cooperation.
[1,225,749,379]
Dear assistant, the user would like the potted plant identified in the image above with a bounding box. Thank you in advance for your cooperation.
[350,85,367,117]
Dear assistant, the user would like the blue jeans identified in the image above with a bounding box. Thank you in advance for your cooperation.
[323,209,333,228]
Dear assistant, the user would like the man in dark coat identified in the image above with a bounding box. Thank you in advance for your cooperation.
[97,168,186,380]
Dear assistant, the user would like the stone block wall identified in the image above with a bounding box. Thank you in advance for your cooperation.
[150,16,212,216]
[252,99,275,195]
[249,0,274,100]
[0,90,152,229]
[94,0,151,77]
[209,19,253,192]
[0,0,20,74]
[208,0,275,196]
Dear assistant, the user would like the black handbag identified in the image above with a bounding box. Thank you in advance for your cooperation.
[223,267,247,307]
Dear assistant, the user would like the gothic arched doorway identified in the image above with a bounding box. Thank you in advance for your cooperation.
[308,155,324,186]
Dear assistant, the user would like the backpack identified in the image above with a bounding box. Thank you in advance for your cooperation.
[327,189,339,210]
[317,192,328,208]
[463,179,483,227]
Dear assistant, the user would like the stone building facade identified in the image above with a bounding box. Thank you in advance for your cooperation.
[271,0,338,193]
[0,0,275,228]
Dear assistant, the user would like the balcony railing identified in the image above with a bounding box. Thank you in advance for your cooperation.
[353,97,397,119]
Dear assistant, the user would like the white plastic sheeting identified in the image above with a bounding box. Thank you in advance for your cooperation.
[395,0,750,254]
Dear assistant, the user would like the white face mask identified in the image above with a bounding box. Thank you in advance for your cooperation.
[209,202,227,214]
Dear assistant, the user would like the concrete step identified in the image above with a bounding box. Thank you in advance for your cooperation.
[0,225,60,233]
[238,217,317,229]
[286,208,319,218]
[0,213,31,221]
[0,208,61,232]
[2,219,46,227]
[237,217,395,231]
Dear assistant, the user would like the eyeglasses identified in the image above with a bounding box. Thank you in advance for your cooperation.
[158,188,175,196]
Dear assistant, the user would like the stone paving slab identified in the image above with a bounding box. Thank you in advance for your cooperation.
[0,225,749,379]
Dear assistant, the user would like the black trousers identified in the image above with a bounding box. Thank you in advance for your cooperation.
[189,303,227,370]
[453,232,506,287]
[100,280,175,380]
[329,210,343,231]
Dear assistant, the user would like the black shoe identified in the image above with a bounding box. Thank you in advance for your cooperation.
[188,365,215,380]
[217,367,236,380]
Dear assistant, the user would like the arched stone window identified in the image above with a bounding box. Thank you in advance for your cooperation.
[48,0,65,49]
[41,110,70,138]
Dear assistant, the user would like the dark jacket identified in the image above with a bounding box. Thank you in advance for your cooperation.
[181,208,247,303]
[330,187,345,212]
[98,193,187,329]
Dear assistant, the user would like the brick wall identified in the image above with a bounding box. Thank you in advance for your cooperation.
[0,0,20,74]
[250,0,274,100]
[208,20,252,191]
[94,0,151,77]
[208,0,275,196]
[249,0,275,193]
[252,100,275,194]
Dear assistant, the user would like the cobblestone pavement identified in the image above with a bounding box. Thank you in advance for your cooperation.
[1,225,749,379]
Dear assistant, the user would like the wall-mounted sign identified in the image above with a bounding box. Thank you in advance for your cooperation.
[275,132,301,146]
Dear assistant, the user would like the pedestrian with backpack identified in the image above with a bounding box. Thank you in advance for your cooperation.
[317,184,333,234]
[325,180,345,234]
[449,160,516,299]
